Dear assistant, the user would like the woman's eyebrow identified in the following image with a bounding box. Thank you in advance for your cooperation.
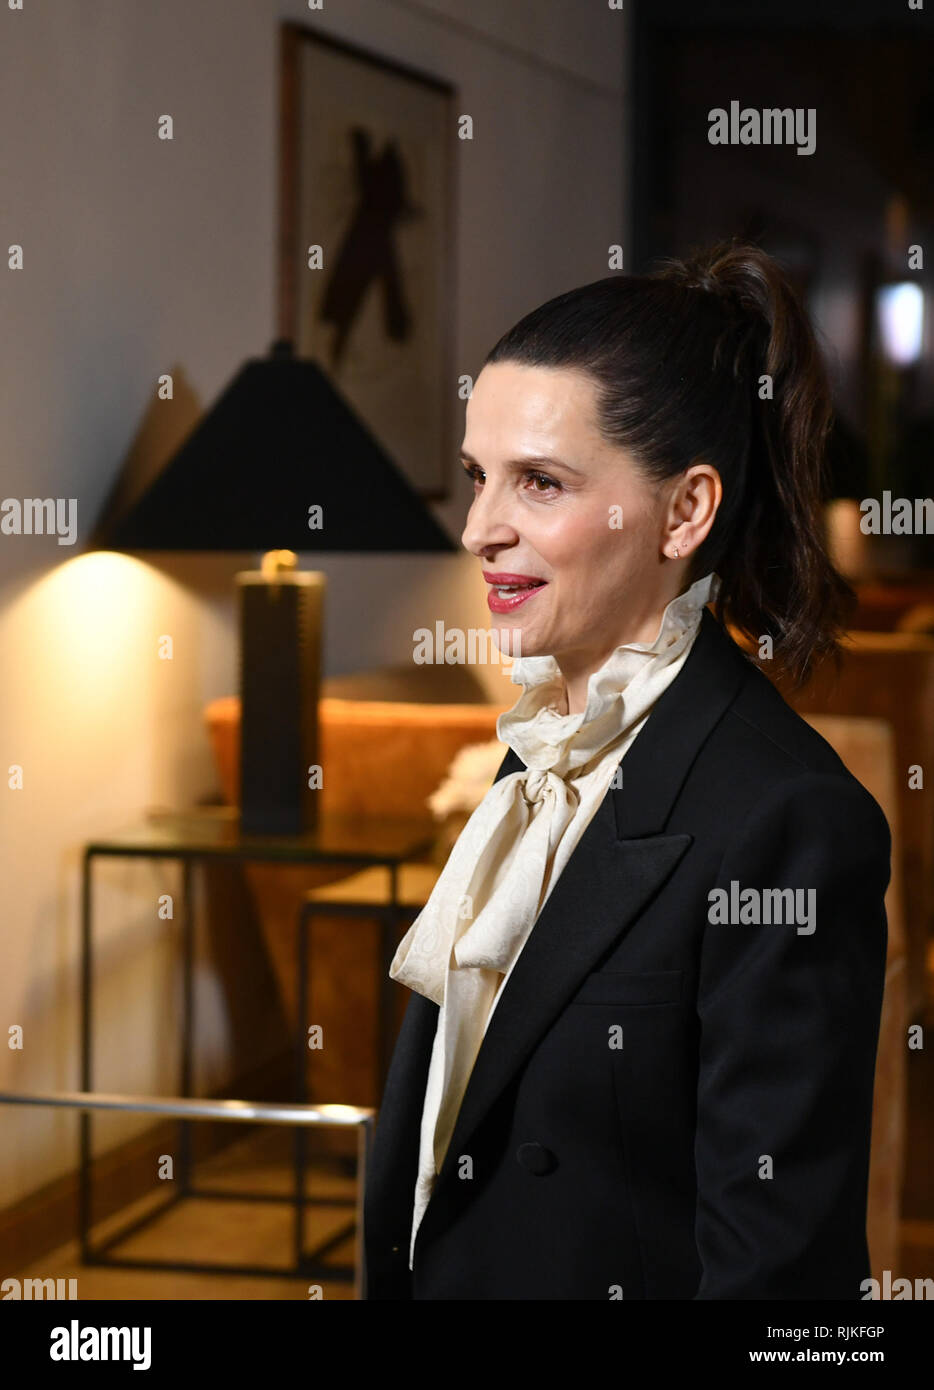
[459,449,586,479]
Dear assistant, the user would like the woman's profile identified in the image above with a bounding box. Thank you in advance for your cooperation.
[363,238,892,1300]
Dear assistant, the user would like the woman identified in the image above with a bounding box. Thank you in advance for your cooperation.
[363,240,891,1300]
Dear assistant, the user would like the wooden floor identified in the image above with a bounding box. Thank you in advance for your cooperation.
[9,999,934,1301]
[11,1127,358,1301]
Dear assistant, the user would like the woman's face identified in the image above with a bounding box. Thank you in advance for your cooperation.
[460,362,711,680]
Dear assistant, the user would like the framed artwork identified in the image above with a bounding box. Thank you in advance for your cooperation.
[278,22,458,499]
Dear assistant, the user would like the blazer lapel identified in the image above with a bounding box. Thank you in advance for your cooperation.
[410,610,753,1253]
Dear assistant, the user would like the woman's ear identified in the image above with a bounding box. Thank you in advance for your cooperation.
[664,463,722,557]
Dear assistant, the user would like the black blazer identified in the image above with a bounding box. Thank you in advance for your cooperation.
[363,609,891,1300]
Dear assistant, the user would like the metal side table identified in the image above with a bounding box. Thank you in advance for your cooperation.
[75,806,434,1280]
[0,1090,375,1294]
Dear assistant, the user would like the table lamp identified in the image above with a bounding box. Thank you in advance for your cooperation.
[90,339,456,834]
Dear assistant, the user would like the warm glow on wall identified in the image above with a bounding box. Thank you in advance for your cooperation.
[20,552,162,710]
[4,550,225,820]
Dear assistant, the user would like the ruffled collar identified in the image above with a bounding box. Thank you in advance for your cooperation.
[496,572,718,777]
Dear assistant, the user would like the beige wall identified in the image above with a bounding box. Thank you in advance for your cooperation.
[0,0,626,1206]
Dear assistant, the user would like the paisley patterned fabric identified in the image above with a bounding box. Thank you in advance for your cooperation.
[389,570,719,1268]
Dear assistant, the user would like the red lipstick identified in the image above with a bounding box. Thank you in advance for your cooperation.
[483,571,548,614]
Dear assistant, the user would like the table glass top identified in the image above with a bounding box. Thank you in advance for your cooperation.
[85,805,438,863]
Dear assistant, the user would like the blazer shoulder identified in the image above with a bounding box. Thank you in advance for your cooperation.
[712,658,891,846]
[724,655,853,778]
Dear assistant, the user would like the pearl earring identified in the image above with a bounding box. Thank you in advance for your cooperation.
[672,546,680,558]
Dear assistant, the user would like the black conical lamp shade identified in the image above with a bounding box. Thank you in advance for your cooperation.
[90,341,457,836]
[90,340,456,553]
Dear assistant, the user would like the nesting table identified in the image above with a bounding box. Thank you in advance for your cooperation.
[70,806,436,1281]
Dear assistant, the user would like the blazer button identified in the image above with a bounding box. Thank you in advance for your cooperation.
[516,1141,557,1175]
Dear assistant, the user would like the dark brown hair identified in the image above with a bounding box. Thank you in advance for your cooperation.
[483,237,855,688]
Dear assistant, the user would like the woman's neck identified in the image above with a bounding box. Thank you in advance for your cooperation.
[553,579,696,716]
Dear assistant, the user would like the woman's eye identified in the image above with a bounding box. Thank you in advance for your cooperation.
[460,462,561,495]
[526,471,561,494]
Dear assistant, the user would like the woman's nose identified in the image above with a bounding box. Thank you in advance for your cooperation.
[461,485,518,557]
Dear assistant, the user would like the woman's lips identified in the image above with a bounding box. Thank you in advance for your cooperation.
[483,573,548,614]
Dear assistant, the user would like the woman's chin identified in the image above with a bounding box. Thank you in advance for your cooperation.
[492,631,527,660]
[498,627,548,660]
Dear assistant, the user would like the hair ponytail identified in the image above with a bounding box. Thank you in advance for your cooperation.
[484,236,855,688]
[649,240,855,687]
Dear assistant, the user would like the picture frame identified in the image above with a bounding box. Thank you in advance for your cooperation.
[278,21,458,500]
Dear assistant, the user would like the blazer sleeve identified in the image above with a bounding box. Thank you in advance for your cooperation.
[692,770,891,1300]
